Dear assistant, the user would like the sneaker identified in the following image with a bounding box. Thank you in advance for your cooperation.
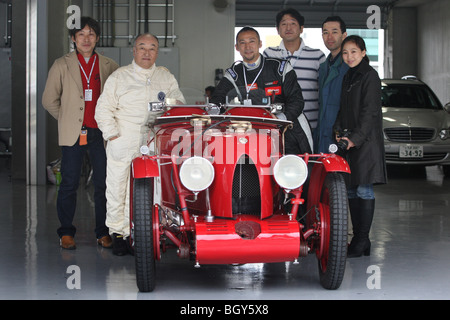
[112,233,128,256]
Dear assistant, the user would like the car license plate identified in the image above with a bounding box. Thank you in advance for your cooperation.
[399,145,423,158]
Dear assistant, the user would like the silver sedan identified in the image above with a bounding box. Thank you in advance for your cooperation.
[381,77,450,176]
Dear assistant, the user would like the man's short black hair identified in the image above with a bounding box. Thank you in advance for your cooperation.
[276,8,305,28]
[69,17,101,39]
[235,26,260,43]
[322,16,347,33]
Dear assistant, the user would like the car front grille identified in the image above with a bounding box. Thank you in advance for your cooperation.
[232,156,261,216]
[384,127,435,142]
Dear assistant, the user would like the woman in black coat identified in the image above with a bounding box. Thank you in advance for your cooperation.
[333,35,387,258]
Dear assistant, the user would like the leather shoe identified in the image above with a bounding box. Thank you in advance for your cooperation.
[60,235,76,250]
[97,235,113,248]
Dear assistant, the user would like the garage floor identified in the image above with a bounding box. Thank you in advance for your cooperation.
[1,163,450,301]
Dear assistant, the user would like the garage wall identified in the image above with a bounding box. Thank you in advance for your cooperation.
[417,0,450,105]
[176,0,235,92]
[80,0,236,91]
[385,7,417,80]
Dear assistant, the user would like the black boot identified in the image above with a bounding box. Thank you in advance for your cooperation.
[348,198,360,237]
[347,199,375,258]
[112,233,129,256]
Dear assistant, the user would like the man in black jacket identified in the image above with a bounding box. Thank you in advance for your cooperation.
[211,26,311,155]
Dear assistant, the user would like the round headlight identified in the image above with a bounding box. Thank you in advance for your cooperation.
[179,157,215,192]
[273,155,308,190]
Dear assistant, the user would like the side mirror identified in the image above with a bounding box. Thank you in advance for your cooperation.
[444,102,450,113]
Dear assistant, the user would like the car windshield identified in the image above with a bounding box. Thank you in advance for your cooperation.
[381,84,442,110]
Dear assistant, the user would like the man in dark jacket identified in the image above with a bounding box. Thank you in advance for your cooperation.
[314,16,349,153]
[211,26,311,155]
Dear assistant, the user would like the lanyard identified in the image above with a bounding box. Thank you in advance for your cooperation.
[78,55,97,89]
[242,57,265,99]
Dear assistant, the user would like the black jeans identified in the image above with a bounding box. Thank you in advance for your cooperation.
[56,127,108,239]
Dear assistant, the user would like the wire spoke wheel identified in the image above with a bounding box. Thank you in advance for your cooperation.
[316,173,348,290]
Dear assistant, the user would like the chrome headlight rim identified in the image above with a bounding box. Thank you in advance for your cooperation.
[140,145,150,155]
[179,156,215,192]
[273,155,308,190]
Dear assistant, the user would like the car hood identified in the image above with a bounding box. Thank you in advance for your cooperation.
[382,107,450,129]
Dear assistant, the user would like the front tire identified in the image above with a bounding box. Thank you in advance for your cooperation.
[133,178,156,292]
[316,173,348,290]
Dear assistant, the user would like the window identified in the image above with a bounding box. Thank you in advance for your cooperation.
[382,84,442,109]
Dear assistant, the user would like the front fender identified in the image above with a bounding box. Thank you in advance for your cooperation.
[317,154,350,174]
[131,156,159,179]
[307,154,350,211]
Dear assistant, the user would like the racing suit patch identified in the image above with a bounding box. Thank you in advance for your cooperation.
[226,68,237,80]
[265,86,282,96]
[279,60,286,74]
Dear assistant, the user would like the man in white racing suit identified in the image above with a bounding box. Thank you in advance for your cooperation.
[95,33,185,255]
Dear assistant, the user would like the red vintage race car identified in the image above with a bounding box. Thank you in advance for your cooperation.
[129,93,350,292]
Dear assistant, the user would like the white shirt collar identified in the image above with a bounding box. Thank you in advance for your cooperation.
[132,59,156,74]
[279,37,305,55]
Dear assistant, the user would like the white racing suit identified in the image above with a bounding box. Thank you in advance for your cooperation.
[95,60,185,238]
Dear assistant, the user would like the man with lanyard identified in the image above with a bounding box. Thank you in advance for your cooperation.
[211,26,311,155]
[264,8,326,151]
[314,16,349,153]
[95,33,185,255]
[42,17,119,250]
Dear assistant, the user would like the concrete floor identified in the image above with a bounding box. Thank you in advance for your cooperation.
[1,161,450,301]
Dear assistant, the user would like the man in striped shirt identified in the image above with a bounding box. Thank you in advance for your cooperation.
[264,8,326,149]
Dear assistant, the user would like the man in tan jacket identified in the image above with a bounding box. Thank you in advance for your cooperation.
[42,17,119,250]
